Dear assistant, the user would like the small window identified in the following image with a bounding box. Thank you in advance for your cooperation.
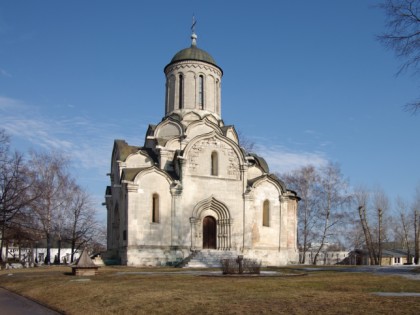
[152,194,159,223]
[263,200,269,227]
[211,151,218,176]
[199,75,204,109]
[179,74,184,109]
[123,230,127,241]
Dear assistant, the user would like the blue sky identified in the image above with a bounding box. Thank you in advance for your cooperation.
[1,1,419,222]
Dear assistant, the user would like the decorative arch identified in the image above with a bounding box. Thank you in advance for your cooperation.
[189,196,232,250]
[133,166,173,186]
[182,132,246,180]
[183,111,202,122]
[183,131,245,163]
[125,151,154,168]
[121,166,173,187]
[203,114,220,125]
[154,119,183,141]
[184,118,222,140]
[167,112,182,121]
[249,174,287,195]
[164,137,181,150]
[224,127,239,144]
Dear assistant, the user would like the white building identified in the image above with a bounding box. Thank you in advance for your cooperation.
[104,30,299,267]
[2,239,80,265]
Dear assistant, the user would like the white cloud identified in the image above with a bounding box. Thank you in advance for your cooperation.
[255,143,329,174]
[0,95,150,222]
[0,96,126,174]
[0,96,24,109]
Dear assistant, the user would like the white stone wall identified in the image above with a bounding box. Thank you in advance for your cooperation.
[165,61,222,117]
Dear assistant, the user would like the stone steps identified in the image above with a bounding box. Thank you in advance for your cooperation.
[183,250,240,268]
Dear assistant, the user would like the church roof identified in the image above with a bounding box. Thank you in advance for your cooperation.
[170,45,217,66]
[164,32,222,73]
[114,140,140,162]
[121,168,149,181]
[249,153,270,173]
[114,140,159,164]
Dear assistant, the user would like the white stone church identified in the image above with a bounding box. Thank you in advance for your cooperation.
[104,30,299,267]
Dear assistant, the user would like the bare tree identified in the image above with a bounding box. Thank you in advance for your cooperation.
[283,164,351,265]
[311,163,351,265]
[355,187,378,265]
[282,165,321,264]
[1,131,104,264]
[395,196,412,262]
[373,189,390,265]
[354,186,392,265]
[0,130,38,262]
[377,0,420,114]
[0,129,10,164]
[63,183,99,262]
[237,130,255,153]
[29,151,70,264]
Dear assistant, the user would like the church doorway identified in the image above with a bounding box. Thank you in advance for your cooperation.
[202,216,217,249]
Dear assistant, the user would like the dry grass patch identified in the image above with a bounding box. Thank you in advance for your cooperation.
[1,266,420,314]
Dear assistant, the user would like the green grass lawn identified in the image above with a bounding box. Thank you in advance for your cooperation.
[1,266,420,314]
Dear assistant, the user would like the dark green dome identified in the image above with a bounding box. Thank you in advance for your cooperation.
[164,33,222,74]
[170,45,217,66]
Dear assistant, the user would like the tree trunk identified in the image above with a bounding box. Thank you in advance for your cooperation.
[46,232,51,265]
[378,208,383,266]
[71,239,76,263]
[400,211,411,264]
[358,206,376,265]
[57,238,61,265]
[5,240,9,262]
[0,222,4,262]
[312,209,330,265]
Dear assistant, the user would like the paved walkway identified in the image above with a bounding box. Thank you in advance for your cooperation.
[300,265,420,281]
[0,287,61,315]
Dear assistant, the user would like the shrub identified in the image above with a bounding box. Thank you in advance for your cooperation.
[242,258,261,274]
[221,257,261,274]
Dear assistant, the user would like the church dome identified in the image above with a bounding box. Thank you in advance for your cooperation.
[164,33,222,72]
[170,45,217,66]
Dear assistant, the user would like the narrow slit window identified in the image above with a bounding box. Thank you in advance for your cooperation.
[152,194,159,223]
[179,74,184,109]
[263,200,269,227]
[199,75,204,109]
[211,151,218,176]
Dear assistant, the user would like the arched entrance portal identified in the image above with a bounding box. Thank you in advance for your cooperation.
[190,196,232,251]
[203,216,217,249]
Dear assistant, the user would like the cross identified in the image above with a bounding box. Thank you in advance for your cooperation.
[191,15,197,34]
